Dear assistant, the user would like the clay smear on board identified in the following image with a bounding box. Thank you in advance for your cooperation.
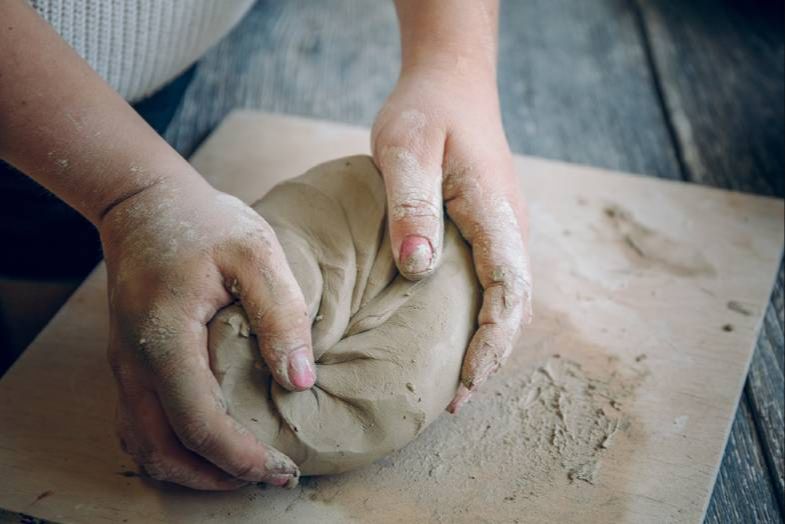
[283,354,648,523]
[420,354,648,489]
[508,355,640,484]
[603,204,715,277]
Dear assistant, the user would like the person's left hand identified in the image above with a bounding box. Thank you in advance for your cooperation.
[371,64,533,413]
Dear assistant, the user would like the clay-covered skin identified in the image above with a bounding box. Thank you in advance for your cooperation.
[372,1,534,413]
[208,156,481,475]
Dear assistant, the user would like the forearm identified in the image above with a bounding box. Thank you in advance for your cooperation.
[393,0,499,78]
[0,1,204,226]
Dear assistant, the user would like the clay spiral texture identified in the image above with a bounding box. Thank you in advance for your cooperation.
[208,155,480,475]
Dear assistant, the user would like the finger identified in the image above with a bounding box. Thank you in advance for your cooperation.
[373,110,446,280]
[116,389,247,491]
[443,154,533,412]
[141,313,301,486]
[219,217,316,391]
[447,384,473,414]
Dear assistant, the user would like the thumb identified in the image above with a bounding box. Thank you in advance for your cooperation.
[374,116,446,281]
[220,227,316,392]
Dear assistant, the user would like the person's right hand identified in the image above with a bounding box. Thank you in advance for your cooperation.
[99,174,316,490]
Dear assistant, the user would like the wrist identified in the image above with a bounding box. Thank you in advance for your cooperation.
[96,161,211,232]
[396,0,499,81]
[400,49,497,85]
[396,61,500,109]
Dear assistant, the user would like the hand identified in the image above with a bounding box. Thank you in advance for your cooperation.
[372,65,533,413]
[100,175,316,490]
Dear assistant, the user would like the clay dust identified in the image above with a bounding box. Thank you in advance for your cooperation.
[266,353,648,523]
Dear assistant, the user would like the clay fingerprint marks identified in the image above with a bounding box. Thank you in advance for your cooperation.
[517,356,647,485]
[603,204,716,277]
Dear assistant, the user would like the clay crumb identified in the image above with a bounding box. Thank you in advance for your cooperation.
[567,462,597,484]
[225,314,250,337]
[228,278,241,296]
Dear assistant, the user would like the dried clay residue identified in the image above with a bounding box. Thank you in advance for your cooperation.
[603,204,715,277]
[413,354,649,493]
[395,355,647,489]
[511,356,640,484]
[252,354,648,522]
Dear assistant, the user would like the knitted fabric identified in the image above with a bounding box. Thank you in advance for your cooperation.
[29,0,254,102]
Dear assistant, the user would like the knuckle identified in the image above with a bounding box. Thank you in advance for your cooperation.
[227,460,257,480]
[224,240,264,268]
[225,220,275,253]
[374,110,429,149]
[140,453,176,482]
[259,301,309,331]
[177,417,215,454]
[390,197,441,223]
[223,241,287,294]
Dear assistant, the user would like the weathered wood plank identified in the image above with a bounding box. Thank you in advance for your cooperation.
[166,0,681,179]
[705,393,782,524]
[165,0,400,156]
[636,0,785,196]
[636,0,785,517]
[746,261,785,500]
[496,0,681,178]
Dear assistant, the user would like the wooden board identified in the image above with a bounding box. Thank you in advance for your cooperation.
[0,112,782,524]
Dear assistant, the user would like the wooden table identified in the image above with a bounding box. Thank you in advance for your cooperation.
[161,4,784,520]
[163,2,785,521]
[1,1,781,522]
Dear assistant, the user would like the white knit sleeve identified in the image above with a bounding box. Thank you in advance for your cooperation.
[28,0,254,102]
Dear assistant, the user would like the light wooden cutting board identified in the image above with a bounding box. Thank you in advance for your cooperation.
[0,112,782,523]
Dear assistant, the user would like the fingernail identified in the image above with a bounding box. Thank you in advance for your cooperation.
[399,235,433,275]
[265,447,299,476]
[266,474,293,487]
[288,347,316,389]
[447,383,472,414]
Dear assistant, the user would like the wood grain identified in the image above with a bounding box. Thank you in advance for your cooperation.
[165,0,681,179]
[497,0,681,178]
[705,395,782,524]
[164,0,400,156]
[745,262,785,502]
[635,0,784,197]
